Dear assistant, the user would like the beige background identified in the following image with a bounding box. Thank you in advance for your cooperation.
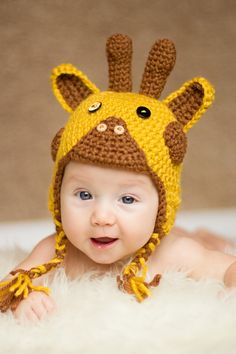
[0,0,235,221]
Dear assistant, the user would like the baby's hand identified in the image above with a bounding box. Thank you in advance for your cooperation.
[13,291,57,323]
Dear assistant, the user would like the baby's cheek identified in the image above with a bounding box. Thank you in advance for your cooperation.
[61,207,77,236]
[131,216,154,246]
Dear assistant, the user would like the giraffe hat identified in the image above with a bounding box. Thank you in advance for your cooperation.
[0,34,214,311]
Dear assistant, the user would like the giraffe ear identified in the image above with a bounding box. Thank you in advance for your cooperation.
[163,77,215,133]
[51,64,100,113]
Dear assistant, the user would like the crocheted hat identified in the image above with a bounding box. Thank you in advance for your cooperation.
[0,34,214,311]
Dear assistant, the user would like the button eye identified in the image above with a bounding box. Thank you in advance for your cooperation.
[136,106,151,119]
[88,102,102,113]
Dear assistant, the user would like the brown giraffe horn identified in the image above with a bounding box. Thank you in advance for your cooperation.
[106,34,132,92]
[139,39,176,99]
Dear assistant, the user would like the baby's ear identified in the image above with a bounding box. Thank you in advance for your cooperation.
[163,77,215,133]
[51,64,100,113]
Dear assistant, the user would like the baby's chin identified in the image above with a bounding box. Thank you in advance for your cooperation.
[89,253,133,267]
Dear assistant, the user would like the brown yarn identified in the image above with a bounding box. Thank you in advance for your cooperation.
[56,74,92,111]
[106,34,132,92]
[51,117,167,300]
[167,82,204,126]
[116,228,163,300]
[52,116,167,235]
[139,39,176,99]
[0,276,26,312]
[51,128,65,162]
[163,121,187,164]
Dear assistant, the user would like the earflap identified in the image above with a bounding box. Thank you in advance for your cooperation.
[163,77,215,133]
[51,64,100,113]
[51,127,64,161]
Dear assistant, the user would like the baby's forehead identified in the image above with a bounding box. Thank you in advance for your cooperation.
[64,161,154,187]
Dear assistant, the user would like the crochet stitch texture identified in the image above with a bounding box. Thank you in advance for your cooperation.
[0,34,214,311]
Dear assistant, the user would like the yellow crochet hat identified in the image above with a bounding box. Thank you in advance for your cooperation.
[0,34,214,311]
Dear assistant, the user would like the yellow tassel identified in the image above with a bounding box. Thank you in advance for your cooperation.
[0,272,50,312]
[123,262,139,276]
[9,273,49,298]
[130,277,151,302]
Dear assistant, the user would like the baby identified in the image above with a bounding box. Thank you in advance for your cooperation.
[0,34,235,322]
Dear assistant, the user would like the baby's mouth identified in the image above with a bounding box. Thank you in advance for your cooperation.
[90,237,118,248]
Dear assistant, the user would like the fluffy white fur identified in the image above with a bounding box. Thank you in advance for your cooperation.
[0,248,236,354]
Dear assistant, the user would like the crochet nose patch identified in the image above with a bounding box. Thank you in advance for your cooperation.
[76,116,149,173]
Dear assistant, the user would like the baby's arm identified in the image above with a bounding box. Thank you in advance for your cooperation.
[2,234,57,322]
[224,261,236,287]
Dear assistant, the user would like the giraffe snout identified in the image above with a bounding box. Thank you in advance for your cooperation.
[96,118,126,136]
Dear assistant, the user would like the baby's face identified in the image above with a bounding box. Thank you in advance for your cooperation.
[60,161,159,264]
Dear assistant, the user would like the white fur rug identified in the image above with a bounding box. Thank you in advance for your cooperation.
[0,248,236,354]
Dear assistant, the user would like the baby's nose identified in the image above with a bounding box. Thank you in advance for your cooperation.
[91,204,116,226]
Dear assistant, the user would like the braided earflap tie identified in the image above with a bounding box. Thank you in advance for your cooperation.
[0,217,66,313]
[117,233,161,302]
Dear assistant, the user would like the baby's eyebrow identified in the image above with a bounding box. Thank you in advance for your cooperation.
[118,180,148,188]
[68,175,147,187]
[67,175,89,183]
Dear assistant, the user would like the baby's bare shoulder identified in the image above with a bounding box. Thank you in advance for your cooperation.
[1,234,57,284]
[24,234,56,265]
[149,230,236,282]
[149,232,207,275]
[11,234,56,275]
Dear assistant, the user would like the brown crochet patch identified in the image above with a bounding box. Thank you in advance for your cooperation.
[51,127,65,161]
[56,74,93,111]
[139,39,176,99]
[53,116,166,234]
[167,82,204,126]
[106,34,132,92]
[164,121,187,164]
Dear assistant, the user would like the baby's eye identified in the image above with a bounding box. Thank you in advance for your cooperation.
[121,196,136,204]
[78,191,92,200]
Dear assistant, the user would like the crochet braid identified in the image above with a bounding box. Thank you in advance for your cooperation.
[0,218,67,312]
[117,233,162,301]
[0,33,215,312]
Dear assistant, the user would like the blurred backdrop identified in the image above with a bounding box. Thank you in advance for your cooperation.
[0,0,235,221]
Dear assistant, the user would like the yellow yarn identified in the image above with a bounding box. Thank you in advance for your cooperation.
[0,273,49,301]
[0,223,66,311]
[49,76,214,236]
[49,39,215,304]
[10,274,50,298]
[0,37,216,312]
[119,233,161,302]
[51,64,100,113]
[130,278,151,302]
[163,77,215,133]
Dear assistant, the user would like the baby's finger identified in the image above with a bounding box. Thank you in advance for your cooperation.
[42,294,57,313]
[14,307,39,324]
[31,301,48,320]
[25,308,40,323]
